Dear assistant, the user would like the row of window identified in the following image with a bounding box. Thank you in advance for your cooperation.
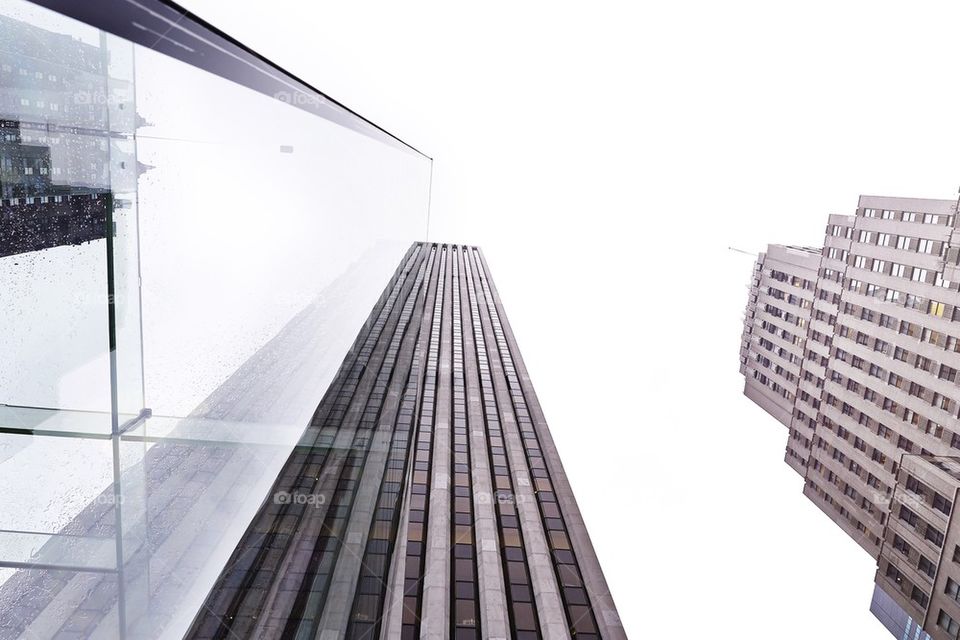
[822,378,954,463]
[758,336,803,368]
[448,253,482,637]
[904,473,954,517]
[769,268,815,291]
[754,352,796,386]
[806,477,882,548]
[400,247,444,640]
[826,230,945,258]
[14,96,61,112]
[809,433,885,528]
[264,245,428,639]
[850,254,953,290]
[0,64,60,82]
[759,313,803,346]
[834,330,960,417]
[472,249,601,639]
[835,302,960,394]
[751,369,793,403]
[347,340,421,637]
[846,277,960,321]
[861,208,953,225]
[884,562,931,610]
[462,249,543,640]
[841,281,960,356]
[762,303,806,337]
[339,250,434,639]
[766,285,813,311]
[898,504,945,548]
[939,550,960,637]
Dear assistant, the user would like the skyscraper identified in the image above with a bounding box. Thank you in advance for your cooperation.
[189,242,626,640]
[740,195,960,640]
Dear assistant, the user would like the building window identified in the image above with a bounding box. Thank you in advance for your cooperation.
[897,435,914,452]
[934,493,953,516]
[938,609,960,637]
[911,586,930,608]
[906,475,927,497]
[893,534,911,556]
[926,525,945,548]
[900,505,920,526]
[952,433,960,451]
[948,578,960,602]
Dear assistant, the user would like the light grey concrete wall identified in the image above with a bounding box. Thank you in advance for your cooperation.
[420,248,453,640]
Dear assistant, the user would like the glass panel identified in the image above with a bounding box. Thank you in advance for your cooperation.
[0,0,431,637]
[0,3,117,431]
[134,42,430,424]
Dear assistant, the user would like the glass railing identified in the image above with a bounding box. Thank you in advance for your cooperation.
[0,0,431,637]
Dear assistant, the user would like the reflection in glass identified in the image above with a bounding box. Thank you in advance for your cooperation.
[0,0,431,637]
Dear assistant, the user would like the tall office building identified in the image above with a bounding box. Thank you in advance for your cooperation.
[189,242,625,640]
[740,195,960,640]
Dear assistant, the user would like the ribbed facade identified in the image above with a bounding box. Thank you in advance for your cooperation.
[740,195,960,640]
[189,242,626,640]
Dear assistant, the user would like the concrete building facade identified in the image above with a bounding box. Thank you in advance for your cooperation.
[741,195,960,639]
[189,242,626,640]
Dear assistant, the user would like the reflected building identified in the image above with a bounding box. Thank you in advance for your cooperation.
[740,195,960,640]
[0,12,136,257]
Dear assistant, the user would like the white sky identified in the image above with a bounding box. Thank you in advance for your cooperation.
[175,1,960,637]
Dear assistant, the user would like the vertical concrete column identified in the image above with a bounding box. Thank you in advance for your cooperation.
[382,247,442,639]
[476,249,627,640]
[420,250,453,640]
[468,250,569,640]
[381,489,414,639]
[318,300,426,638]
[457,249,510,639]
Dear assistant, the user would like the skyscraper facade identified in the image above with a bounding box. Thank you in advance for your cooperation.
[740,195,960,640]
[189,242,626,640]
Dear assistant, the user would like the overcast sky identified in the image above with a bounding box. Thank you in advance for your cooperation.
[174,2,960,636]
